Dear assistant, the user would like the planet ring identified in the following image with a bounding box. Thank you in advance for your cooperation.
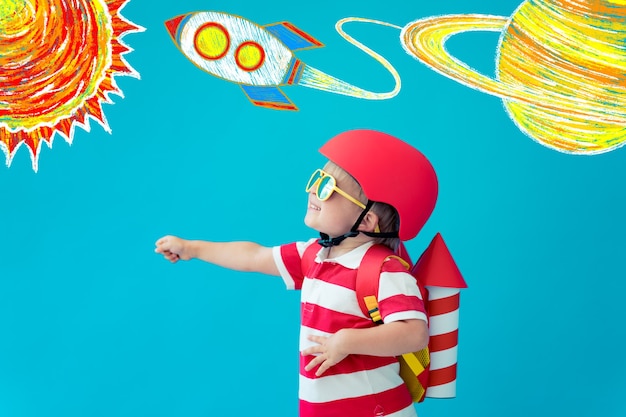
[401,14,626,125]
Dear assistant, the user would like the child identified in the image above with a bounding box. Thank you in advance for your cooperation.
[155,129,439,417]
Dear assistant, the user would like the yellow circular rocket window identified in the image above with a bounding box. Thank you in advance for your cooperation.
[194,22,230,60]
[235,41,265,72]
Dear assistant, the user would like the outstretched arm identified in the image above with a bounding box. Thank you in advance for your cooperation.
[155,235,280,276]
[302,319,428,376]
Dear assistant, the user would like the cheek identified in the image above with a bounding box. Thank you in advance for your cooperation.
[329,204,362,229]
[340,201,365,222]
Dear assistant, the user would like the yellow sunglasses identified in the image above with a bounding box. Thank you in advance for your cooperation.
[305,169,366,209]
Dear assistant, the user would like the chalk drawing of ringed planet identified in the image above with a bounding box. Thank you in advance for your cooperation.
[401,0,626,154]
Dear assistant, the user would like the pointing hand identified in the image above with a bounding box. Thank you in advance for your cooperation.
[155,235,189,263]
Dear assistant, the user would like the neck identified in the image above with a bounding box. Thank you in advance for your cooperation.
[326,235,374,258]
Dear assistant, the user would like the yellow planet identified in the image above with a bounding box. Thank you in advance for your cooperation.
[401,0,626,154]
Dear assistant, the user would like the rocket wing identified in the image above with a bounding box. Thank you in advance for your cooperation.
[264,22,324,51]
[240,85,298,111]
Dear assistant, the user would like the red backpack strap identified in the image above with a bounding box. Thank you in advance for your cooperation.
[356,244,396,323]
[301,242,319,276]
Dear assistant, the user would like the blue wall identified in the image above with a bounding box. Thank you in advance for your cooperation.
[1,0,624,416]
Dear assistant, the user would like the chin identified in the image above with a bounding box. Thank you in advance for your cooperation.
[304,218,327,236]
[303,216,318,231]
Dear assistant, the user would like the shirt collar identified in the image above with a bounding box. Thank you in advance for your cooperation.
[316,241,375,269]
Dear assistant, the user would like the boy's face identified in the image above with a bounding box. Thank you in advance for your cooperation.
[304,162,366,237]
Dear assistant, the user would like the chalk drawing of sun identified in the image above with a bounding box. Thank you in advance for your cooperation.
[0,0,144,171]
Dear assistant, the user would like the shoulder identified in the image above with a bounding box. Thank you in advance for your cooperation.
[378,257,422,298]
[273,238,319,263]
[297,238,321,255]
[272,238,320,289]
[380,256,411,274]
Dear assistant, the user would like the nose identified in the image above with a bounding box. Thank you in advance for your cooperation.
[308,180,326,201]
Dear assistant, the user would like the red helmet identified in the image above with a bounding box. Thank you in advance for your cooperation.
[320,130,438,241]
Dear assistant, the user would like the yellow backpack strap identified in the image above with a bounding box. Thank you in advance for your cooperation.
[364,295,383,324]
[401,348,429,376]
[389,254,411,269]
[399,348,430,402]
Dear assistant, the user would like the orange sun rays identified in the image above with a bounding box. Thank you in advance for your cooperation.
[0,0,144,171]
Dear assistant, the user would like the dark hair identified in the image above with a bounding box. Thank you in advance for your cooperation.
[370,201,401,251]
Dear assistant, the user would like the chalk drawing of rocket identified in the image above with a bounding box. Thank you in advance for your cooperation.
[165,12,400,110]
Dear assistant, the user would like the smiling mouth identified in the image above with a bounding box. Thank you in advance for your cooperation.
[308,203,321,211]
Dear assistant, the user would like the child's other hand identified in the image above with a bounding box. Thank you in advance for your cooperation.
[302,331,349,377]
[154,235,189,263]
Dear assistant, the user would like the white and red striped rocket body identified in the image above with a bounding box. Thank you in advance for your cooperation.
[412,233,467,398]
[425,286,463,397]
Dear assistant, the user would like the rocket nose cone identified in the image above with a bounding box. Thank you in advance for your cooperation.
[165,15,186,41]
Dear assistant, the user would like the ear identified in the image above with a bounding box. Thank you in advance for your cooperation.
[357,211,380,233]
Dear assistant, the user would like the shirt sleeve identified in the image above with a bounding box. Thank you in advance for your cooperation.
[272,238,318,290]
[377,257,428,324]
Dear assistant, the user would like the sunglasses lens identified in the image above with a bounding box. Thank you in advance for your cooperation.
[317,176,335,200]
[306,170,323,192]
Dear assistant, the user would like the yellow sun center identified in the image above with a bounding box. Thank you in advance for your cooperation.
[0,0,32,36]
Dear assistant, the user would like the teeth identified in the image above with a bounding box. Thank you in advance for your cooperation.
[309,204,320,211]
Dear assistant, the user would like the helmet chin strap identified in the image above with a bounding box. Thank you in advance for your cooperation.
[317,201,399,248]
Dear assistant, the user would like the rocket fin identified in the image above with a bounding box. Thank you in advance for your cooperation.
[264,22,324,51]
[414,233,467,289]
[240,85,298,111]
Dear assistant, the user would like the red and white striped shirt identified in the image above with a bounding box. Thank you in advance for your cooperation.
[273,239,427,417]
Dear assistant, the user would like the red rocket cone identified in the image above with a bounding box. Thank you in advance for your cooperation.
[415,233,466,289]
